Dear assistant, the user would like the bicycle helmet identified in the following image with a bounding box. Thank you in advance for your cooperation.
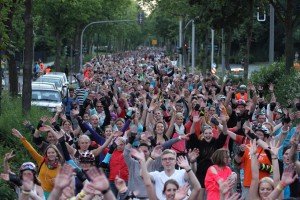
[78,151,95,163]
[19,162,36,173]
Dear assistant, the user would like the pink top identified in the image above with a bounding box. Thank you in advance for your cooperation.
[205,165,232,200]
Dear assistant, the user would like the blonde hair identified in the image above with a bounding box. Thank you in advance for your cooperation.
[162,149,177,157]
[258,177,274,192]
[78,135,91,144]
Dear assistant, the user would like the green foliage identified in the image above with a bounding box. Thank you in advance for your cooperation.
[250,61,300,105]
[0,93,52,198]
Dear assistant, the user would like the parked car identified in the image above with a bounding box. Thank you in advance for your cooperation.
[32,82,57,90]
[36,76,66,96]
[43,72,69,87]
[31,88,62,113]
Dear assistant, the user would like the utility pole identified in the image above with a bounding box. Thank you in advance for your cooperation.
[269,4,274,64]
[211,29,214,71]
[179,19,182,67]
[191,20,195,74]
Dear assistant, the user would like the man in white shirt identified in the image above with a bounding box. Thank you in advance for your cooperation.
[149,149,194,200]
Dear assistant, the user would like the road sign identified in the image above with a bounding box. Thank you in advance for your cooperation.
[152,40,157,46]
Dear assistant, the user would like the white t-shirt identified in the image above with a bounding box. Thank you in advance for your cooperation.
[149,169,186,200]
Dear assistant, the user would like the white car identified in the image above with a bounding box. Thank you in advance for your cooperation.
[31,88,62,113]
[44,72,69,87]
[36,77,66,96]
[32,82,57,90]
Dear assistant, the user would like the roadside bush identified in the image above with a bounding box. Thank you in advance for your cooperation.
[250,61,300,106]
[0,93,52,199]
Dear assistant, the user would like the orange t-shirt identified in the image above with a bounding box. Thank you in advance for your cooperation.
[241,145,271,187]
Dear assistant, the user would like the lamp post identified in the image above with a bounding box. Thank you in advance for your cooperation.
[183,16,199,73]
[294,52,299,71]
[80,19,138,69]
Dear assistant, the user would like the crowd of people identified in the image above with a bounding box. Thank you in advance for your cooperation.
[1,47,300,200]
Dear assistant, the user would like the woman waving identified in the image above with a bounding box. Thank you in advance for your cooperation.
[12,128,64,199]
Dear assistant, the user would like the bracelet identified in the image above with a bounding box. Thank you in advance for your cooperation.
[118,186,128,193]
[79,190,85,199]
[272,157,278,160]
[280,181,287,188]
[102,187,111,195]
[186,168,192,173]
[22,190,30,195]
[149,156,155,160]
[276,184,283,191]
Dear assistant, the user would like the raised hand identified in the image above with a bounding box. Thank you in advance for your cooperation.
[4,151,15,162]
[239,144,247,152]
[56,105,63,113]
[220,111,227,122]
[40,116,48,123]
[269,83,274,92]
[281,164,298,185]
[130,148,145,162]
[11,128,23,138]
[53,164,74,190]
[39,125,53,132]
[114,175,127,192]
[71,109,79,117]
[225,192,242,200]
[174,183,190,200]
[150,145,162,159]
[49,117,56,125]
[83,182,101,195]
[269,140,282,157]
[21,180,34,191]
[22,120,32,129]
[248,139,257,157]
[86,167,110,192]
[192,115,201,123]
[177,156,190,170]
[0,173,9,181]
[60,113,67,121]
[188,148,199,163]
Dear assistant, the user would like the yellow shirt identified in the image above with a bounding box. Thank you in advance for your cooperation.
[20,138,60,192]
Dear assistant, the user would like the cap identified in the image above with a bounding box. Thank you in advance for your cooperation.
[20,162,36,173]
[110,113,117,120]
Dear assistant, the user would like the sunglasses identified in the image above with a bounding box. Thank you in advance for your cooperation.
[203,125,212,129]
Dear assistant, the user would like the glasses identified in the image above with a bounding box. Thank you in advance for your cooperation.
[204,125,212,129]
[162,157,175,161]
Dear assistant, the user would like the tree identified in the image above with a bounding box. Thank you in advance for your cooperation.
[22,0,33,114]
[269,0,300,72]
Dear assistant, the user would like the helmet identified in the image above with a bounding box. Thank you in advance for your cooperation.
[240,85,247,89]
[236,99,246,106]
[78,151,95,163]
[255,124,270,135]
[220,95,226,100]
[19,162,36,173]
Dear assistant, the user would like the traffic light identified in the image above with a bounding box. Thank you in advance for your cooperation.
[187,47,191,53]
[65,46,70,57]
[73,49,79,56]
[138,11,144,25]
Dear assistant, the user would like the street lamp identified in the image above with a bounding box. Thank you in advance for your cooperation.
[294,51,299,71]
